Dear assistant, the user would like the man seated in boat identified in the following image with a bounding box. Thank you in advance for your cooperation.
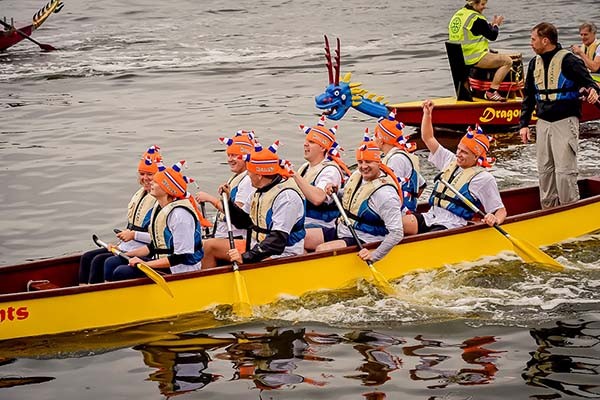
[402,100,506,235]
[571,22,600,73]
[315,135,404,263]
[78,146,161,284]
[106,161,211,280]
[293,116,351,251]
[448,0,513,101]
[197,131,257,268]
[372,112,426,213]
[224,141,306,265]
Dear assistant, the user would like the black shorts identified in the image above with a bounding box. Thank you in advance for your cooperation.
[321,227,339,243]
[414,213,448,234]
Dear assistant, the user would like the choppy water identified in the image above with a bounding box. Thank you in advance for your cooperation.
[1,0,600,398]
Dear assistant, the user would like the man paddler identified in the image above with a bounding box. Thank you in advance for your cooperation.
[315,134,404,263]
[402,100,506,235]
[225,140,306,264]
[293,116,351,251]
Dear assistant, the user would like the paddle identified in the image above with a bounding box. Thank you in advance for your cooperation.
[92,234,174,297]
[199,202,212,238]
[435,177,564,272]
[0,19,56,51]
[330,191,396,295]
[221,192,252,317]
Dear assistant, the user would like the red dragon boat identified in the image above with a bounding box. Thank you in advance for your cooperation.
[0,0,63,51]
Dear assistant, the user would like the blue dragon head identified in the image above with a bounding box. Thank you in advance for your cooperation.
[315,36,390,121]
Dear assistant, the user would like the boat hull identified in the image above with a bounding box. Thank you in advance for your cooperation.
[388,97,600,132]
[1,178,600,342]
[0,25,33,51]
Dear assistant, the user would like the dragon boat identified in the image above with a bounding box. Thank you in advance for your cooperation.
[1,177,600,344]
[315,37,600,132]
[0,0,63,51]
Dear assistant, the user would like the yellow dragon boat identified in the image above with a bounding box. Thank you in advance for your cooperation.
[1,177,599,343]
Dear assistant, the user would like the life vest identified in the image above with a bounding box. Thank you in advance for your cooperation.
[249,178,306,246]
[216,171,248,224]
[429,162,484,220]
[148,199,204,264]
[584,39,600,61]
[533,49,579,102]
[297,161,342,223]
[341,171,398,237]
[126,187,156,231]
[448,7,488,65]
[382,148,421,212]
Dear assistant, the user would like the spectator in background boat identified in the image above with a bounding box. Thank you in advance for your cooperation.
[448,0,513,101]
[315,134,404,263]
[78,145,161,285]
[294,116,351,251]
[372,112,426,213]
[224,141,306,265]
[105,161,212,281]
[571,22,600,73]
[402,100,506,235]
[519,22,600,209]
[199,130,257,268]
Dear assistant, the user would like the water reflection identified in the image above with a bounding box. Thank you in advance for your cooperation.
[0,358,54,389]
[403,335,503,389]
[523,319,600,399]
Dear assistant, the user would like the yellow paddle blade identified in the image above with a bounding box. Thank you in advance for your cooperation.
[232,270,252,318]
[508,236,564,272]
[368,264,396,295]
[136,263,174,298]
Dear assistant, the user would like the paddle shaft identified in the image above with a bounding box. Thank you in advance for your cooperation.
[0,19,56,51]
[200,202,211,238]
[437,177,511,237]
[221,192,241,272]
[330,191,373,266]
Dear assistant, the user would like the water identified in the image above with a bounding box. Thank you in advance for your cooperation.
[1,0,600,398]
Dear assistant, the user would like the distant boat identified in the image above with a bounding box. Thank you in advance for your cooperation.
[0,0,63,51]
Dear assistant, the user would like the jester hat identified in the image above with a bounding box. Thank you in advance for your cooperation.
[243,141,293,178]
[459,125,494,168]
[374,112,417,152]
[356,129,403,196]
[138,145,162,174]
[219,130,256,156]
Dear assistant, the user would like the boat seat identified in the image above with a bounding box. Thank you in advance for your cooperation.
[445,41,473,101]
[27,280,60,291]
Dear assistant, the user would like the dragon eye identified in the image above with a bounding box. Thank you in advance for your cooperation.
[333,90,340,97]
[341,94,347,101]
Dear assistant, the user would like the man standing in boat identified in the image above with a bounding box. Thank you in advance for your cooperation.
[315,135,404,263]
[448,0,513,101]
[294,116,351,251]
[571,22,600,73]
[197,130,257,268]
[225,141,306,264]
[372,112,426,213]
[402,100,506,235]
[519,22,600,209]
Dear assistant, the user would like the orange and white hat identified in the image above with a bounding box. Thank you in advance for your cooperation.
[243,141,293,178]
[153,160,212,227]
[356,130,402,196]
[219,130,256,156]
[374,112,416,152]
[138,145,162,173]
[300,116,338,151]
[460,125,494,168]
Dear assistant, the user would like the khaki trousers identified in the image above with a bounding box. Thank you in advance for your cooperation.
[535,117,580,209]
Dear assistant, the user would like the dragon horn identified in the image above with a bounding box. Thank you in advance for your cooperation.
[324,35,334,85]
[334,37,341,86]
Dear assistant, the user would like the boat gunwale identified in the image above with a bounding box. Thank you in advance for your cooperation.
[2,177,600,302]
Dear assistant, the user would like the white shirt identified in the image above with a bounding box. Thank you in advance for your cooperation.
[385,151,426,190]
[243,186,305,258]
[304,163,343,229]
[422,146,504,229]
[166,207,202,273]
[214,174,256,239]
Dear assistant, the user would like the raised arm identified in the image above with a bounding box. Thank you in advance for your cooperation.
[421,99,440,154]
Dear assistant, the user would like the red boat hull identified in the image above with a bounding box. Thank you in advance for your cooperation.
[0,25,34,51]
[390,97,600,132]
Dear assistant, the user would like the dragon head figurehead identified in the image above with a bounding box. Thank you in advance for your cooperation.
[315,36,390,121]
